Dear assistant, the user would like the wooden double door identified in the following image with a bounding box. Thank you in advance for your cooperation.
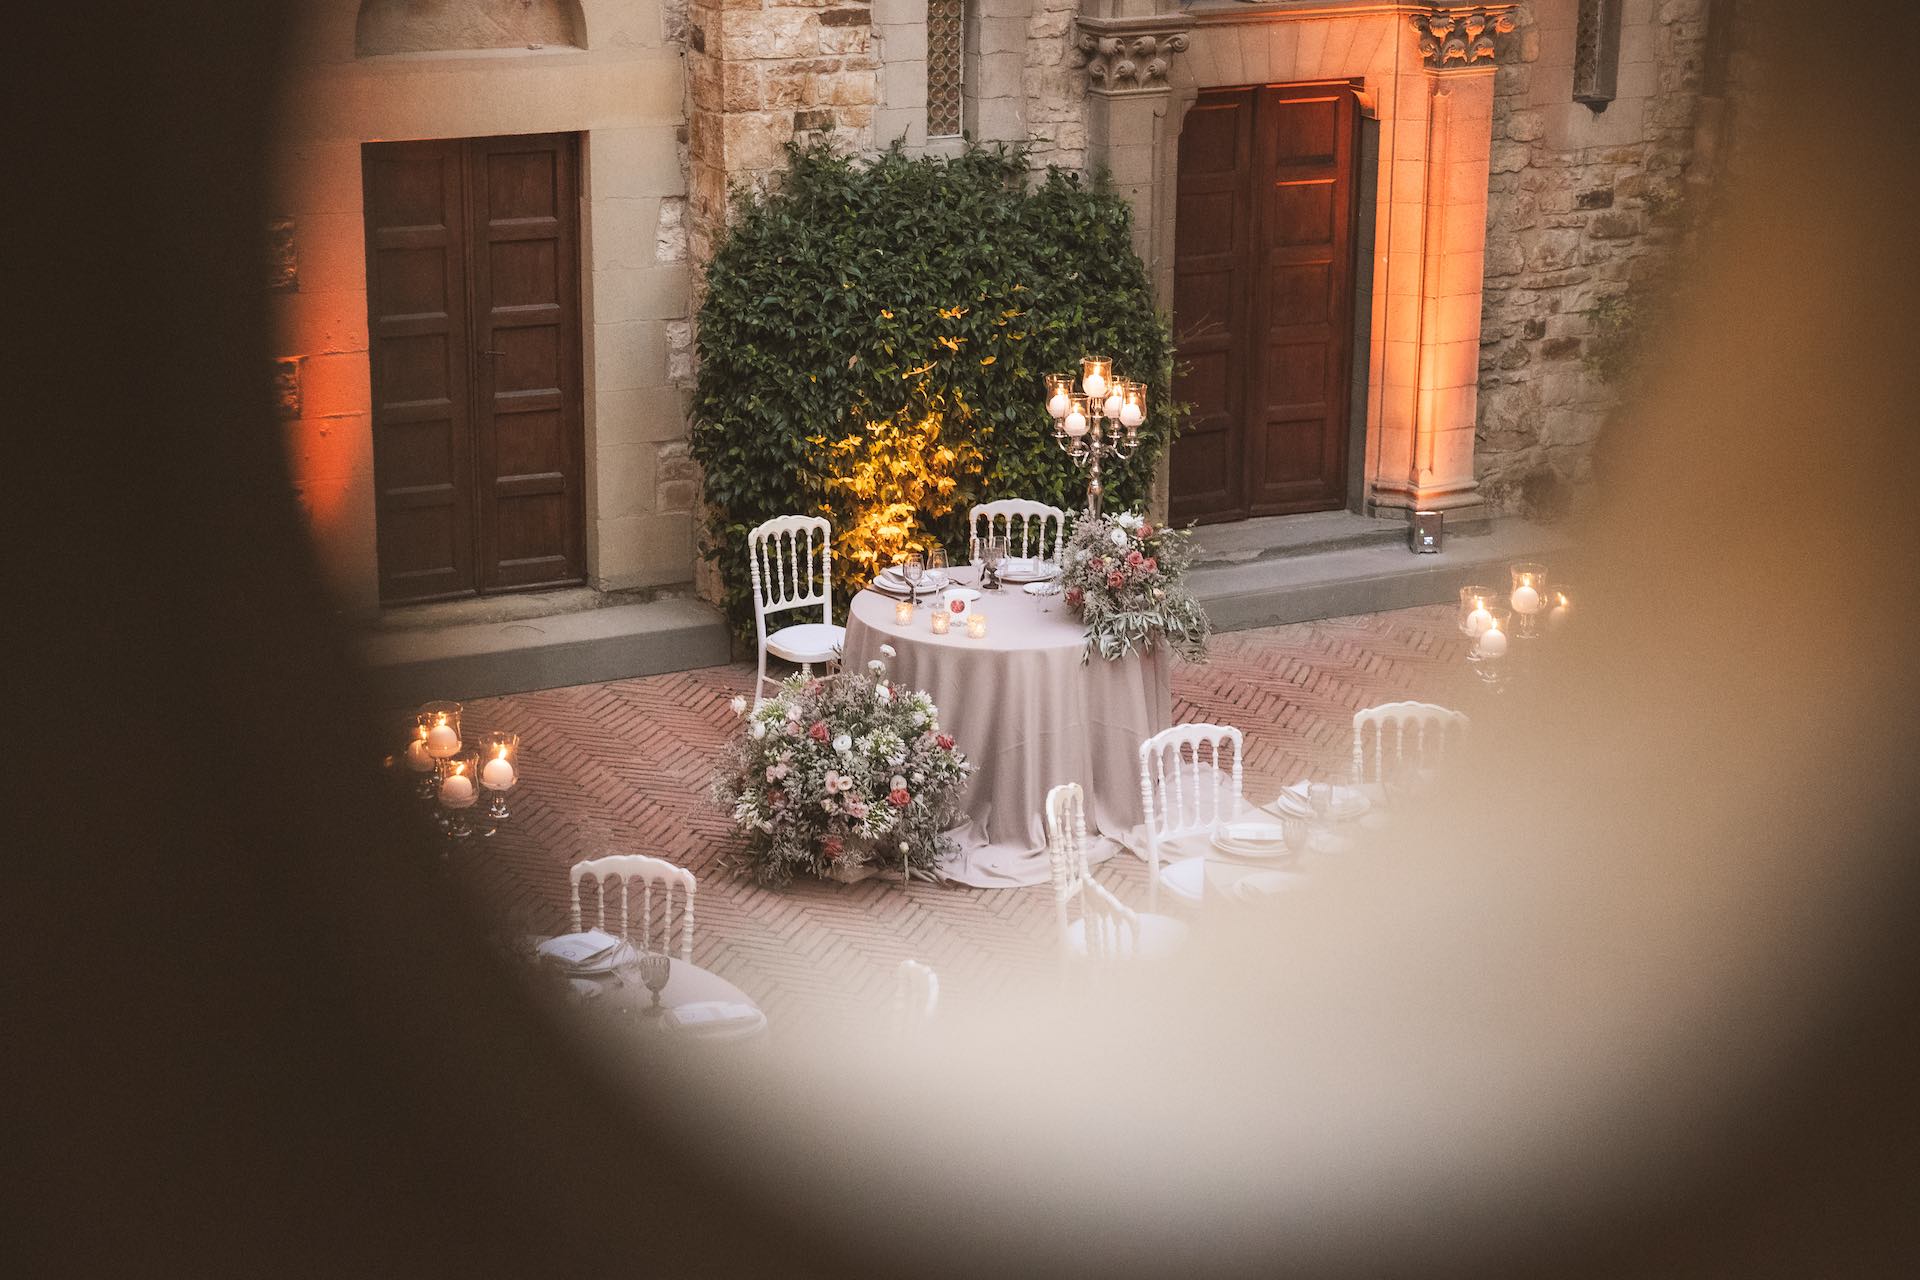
[363,133,585,603]
[1170,83,1363,525]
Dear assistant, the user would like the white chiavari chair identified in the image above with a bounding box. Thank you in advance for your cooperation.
[1047,781,1187,962]
[968,499,1069,564]
[1352,701,1469,788]
[747,514,845,706]
[569,853,696,961]
[892,958,940,1038]
[1138,723,1244,909]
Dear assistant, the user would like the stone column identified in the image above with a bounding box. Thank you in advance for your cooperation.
[1073,4,1192,519]
[1371,7,1514,518]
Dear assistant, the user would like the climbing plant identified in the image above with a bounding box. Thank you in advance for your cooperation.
[691,140,1177,636]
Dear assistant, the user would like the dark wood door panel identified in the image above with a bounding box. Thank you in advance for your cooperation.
[364,133,584,603]
[1172,83,1360,524]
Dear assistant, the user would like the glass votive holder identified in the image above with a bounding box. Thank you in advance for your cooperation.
[1509,562,1549,638]
[419,700,463,759]
[1045,372,1073,420]
[1081,355,1112,400]
[966,613,988,640]
[1118,379,1146,428]
[436,750,481,838]
[1546,584,1573,631]
[1458,585,1496,638]
[1063,393,1089,439]
[894,599,915,626]
[1471,604,1513,685]
[403,721,438,800]
[480,731,520,822]
[930,610,951,635]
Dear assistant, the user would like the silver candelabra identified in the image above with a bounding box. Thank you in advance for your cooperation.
[1045,356,1147,517]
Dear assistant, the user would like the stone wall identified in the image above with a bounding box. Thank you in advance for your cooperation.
[1021,0,1087,171]
[1474,0,1732,515]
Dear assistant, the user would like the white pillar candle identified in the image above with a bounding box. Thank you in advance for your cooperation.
[405,737,435,773]
[1548,593,1571,629]
[481,755,516,790]
[1466,605,1494,636]
[1476,626,1509,658]
[1511,584,1541,614]
[438,772,476,807]
[426,719,460,757]
[1064,408,1087,437]
[1083,371,1107,399]
[1103,389,1123,418]
[1119,402,1143,428]
[1047,390,1070,419]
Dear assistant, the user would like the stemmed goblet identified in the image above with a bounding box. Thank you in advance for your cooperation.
[902,550,924,609]
[638,951,672,1017]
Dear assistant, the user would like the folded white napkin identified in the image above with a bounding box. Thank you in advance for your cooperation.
[663,1000,761,1031]
[536,929,624,969]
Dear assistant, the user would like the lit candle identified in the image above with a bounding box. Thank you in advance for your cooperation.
[1045,373,1072,419]
[1511,584,1541,614]
[895,599,915,626]
[481,748,516,791]
[1081,356,1110,400]
[1118,384,1144,428]
[1476,625,1509,658]
[966,613,987,639]
[1466,604,1494,636]
[930,610,950,635]
[439,767,476,808]
[1547,589,1571,630]
[1064,393,1088,439]
[425,715,460,757]
[405,728,435,773]
[1102,388,1123,418]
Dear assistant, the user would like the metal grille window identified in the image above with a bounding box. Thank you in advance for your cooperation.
[927,0,963,137]
[1574,0,1623,110]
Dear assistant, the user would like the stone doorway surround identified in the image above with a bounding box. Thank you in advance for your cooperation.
[1075,0,1517,521]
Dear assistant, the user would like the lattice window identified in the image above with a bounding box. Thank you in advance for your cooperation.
[927,0,964,138]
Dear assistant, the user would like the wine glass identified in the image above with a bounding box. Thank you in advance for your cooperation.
[926,545,947,590]
[902,550,924,607]
[984,537,1008,590]
[639,952,672,1017]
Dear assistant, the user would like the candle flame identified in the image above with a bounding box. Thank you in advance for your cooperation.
[494,744,509,760]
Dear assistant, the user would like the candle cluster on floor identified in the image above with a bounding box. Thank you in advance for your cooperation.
[1456,562,1573,689]
[396,700,521,839]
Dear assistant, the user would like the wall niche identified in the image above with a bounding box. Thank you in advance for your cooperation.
[355,0,585,57]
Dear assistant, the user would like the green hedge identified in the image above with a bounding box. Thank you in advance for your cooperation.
[691,140,1177,636]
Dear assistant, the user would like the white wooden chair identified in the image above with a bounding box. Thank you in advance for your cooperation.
[969,499,1068,564]
[1046,782,1187,962]
[569,853,696,961]
[748,514,845,706]
[1352,701,1469,786]
[1138,723,1244,909]
[892,959,940,1037]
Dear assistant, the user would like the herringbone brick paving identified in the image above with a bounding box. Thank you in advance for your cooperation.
[432,605,1476,1037]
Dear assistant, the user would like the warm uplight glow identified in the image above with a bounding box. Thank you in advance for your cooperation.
[823,399,980,597]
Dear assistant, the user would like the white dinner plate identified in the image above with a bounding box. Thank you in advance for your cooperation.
[999,559,1059,584]
[1022,580,1062,596]
[1211,835,1295,861]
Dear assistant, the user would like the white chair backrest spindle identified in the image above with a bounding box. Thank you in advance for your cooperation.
[568,853,697,961]
[1351,701,1469,784]
[969,500,1068,563]
[1046,781,1139,963]
[1139,722,1244,847]
[893,959,940,1031]
[748,515,833,637]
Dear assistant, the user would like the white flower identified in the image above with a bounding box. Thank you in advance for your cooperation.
[833,734,852,754]
[1117,512,1142,531]
[867,659,884,674]
[749,722,767,739]
[910,770,924,785]
[876,684,892,703]
[898,841,910,854]
[729,694,748,715]
[891,774,908,792]
[1109,528,1129,548]
[910,710,926,727]
[879,643,897,658]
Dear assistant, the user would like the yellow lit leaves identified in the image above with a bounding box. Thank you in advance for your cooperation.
[821,395,982,594]
[935,335,962,352]
[979,355,996,366]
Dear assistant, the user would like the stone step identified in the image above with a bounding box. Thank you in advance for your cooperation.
[1188,515,1574,632]
[1186,510,1420,567]
[356,595,731,707]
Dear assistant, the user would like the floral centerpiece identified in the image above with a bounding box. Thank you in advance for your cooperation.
[715,649,971,886]
[1060,511,1211,663]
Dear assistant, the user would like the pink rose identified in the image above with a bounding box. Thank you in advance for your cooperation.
[1065,587,1084,607]
[1125,549,1144,566]
[936,732,954,750]
[846,796,869,819]
[889,788,911,807]
[808,720,829,742]
[822,836,844,859]
[1088,556,1105,571]
[1107,571,1127,590]
[1139,522,1153,538]
[1143,557,1158,574]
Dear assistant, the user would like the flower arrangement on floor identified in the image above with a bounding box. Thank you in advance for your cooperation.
[1060,511,1211,663]
[715,648,971,886]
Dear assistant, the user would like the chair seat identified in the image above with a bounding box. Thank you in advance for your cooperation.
[766,622,845,664]
[1065,911,1189,960]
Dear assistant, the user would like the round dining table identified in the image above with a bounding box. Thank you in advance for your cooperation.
[842,567,1172,887]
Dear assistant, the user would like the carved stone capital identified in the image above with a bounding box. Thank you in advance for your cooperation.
[1072,16,1192,95]
[1410,6,1517,70]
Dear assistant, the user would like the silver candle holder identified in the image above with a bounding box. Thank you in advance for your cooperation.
[1045,357,1147,517]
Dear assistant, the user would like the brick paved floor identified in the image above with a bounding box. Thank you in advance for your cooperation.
[435,604,1477,1037]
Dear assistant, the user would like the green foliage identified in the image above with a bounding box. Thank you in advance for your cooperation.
[692,140,1178,636]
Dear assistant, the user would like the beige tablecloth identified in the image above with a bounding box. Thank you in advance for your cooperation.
[843,572,1172,887]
